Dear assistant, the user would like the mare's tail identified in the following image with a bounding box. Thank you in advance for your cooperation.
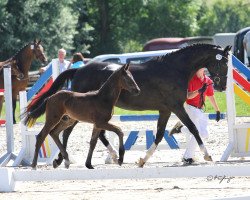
[22,68,77,127]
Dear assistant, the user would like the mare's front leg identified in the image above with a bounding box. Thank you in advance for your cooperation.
[138,110,171,167]
[174,106,212,161]
[97,122,124,166]
[85,127,100,169]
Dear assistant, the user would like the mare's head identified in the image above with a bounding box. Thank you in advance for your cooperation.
[118,63,140,95]
[31,39,47,64]
[203,45,231,91]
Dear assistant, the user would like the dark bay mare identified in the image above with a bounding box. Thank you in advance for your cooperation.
[0,39,47,123]
[25,44,231,168]
[24,64,140,169]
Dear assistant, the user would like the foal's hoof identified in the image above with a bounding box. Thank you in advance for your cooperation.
[204,155,213,161]
[64,160,70,169]
[138,158,145,168]
[53,160,59,169]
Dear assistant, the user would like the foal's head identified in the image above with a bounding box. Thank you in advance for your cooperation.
[203,45,231,91]
[119,63,140,95]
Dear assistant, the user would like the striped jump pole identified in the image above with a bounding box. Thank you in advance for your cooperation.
[221,54,250,161]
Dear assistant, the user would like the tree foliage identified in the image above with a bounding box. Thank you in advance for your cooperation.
[0,0,250,69]
[197,0,250,35]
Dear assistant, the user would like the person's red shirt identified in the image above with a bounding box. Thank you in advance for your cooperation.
[186,74,214,108]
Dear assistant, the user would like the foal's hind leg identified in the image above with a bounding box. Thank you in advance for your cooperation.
[85,127,100,169]
[174,107,212,161]
[50,131,71,169]
[96,122,125,166]
[99,130,118,164]
[139,110,171,167]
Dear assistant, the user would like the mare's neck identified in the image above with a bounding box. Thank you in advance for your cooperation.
[17,46,34,76]
[173,48,211,82]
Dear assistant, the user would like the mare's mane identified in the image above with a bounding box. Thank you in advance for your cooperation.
[12,43,30,59]
[151,43,222,64]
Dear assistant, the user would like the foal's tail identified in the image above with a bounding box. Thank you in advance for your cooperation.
[22,68,77,127]
[24,98,49,127]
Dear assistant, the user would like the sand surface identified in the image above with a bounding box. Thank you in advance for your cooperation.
[1,117,250,200]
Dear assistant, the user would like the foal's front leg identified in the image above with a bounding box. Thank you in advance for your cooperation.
[85,127,100,169]
[97,122,125,166]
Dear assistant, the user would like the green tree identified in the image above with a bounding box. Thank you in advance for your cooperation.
[0,0,78,70]
[197,0,250,35]
[85,0,203,56]
[70,0,94,56]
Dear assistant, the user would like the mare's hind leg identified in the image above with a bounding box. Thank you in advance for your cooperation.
[139,110,171,167]
[174,106,212,161]
[85,127,100,169]
[96,122,124,166]
[53,117,78,168]
[99,130,118,164]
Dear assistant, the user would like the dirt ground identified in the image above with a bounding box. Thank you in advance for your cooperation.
[1,117,250,200]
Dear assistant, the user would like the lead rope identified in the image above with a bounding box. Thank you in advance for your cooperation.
[199,83,213,112]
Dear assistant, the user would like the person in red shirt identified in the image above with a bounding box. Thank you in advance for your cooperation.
[169,68,221,165]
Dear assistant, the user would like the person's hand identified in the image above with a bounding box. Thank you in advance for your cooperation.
[198,83,207,94]
[216,111,221,122]
[39,67,45,74]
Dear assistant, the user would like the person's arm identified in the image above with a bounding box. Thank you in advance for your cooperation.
[39,62,51,73]
[207,95,219,112]
[187,90,199,99]
[187,83,207,99]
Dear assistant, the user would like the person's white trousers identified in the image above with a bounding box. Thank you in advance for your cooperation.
[181,103,209,159]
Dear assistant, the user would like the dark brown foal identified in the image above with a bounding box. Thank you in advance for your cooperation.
[24,63,140,169]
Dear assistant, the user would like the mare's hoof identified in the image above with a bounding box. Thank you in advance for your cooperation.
[105,154,118,164]
[118,159,123,166]
[53,160,59,168]
[138,158,145,168]
[86,164,94,169]
[204,155,213,161]
[31,163,37,170]
[64,160,70,169]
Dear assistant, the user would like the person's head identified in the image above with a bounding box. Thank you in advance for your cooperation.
[196,68,205,78]
[72,52,84,64]
[58,48,66,62]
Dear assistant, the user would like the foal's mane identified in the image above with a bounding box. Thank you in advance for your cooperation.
[155,43,222,63]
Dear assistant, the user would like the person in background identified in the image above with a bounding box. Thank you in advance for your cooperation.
[67,52,85,89]
[169,68,221,165]
[68,52,85,69]
[243,30,250,67]
[39,48,70,78]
